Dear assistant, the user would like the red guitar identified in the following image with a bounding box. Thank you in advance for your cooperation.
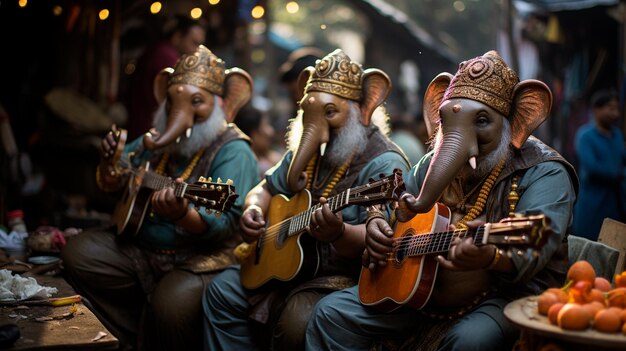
[358,203,551,312]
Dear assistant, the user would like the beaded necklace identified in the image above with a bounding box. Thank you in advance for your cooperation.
[454,157,507,230]
[154,149,205,181]
[305,153,353,198]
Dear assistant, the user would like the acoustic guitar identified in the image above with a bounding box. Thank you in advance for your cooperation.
[358,203,552,312]
[239,169,405,290]
[107,127,238,238]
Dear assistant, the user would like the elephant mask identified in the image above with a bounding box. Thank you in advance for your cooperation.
[405,50,552,214]
[286,49,392,192]
[144,45,253,150]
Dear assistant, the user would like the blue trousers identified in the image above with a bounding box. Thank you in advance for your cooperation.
[305,285,518,351]
[203,265,326,351]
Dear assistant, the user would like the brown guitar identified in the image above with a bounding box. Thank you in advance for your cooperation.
[358,203,552,312]
[107,127,238,238]
[239,169,405,290]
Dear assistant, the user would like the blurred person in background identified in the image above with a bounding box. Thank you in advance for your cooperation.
[572,89,626,240]
[126,15,207,140]
[236,104,283,178]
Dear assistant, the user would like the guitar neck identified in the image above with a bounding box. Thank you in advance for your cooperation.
[142,171,188,197]
[286,191,350,237]
[403,227,488,257]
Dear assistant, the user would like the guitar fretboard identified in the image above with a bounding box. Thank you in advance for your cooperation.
[286,191,350,236]
[142,172,186,197]
[402,227,487,257]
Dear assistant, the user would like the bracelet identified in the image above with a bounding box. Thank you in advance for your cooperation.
[485,246,501,270]
[330,223,346,243]
[365,209,387,228]
[172,208,189,222]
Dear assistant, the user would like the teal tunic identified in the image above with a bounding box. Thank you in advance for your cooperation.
[265,150,409,228]
[123,137,259,250]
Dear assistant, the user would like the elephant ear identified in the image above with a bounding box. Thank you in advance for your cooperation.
[153,67,174,104]
[296,67,315,101]
[223,68,253,122]
[360,69,391,126]
[509,79,552,149]
[423,73,453,137]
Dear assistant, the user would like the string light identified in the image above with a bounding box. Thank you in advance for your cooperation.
[251,5,264,19]
[150,2,162,14]
[52,5,63,16]
[208,0,220,5]
[18,0,27,7]
[190,7,202,19]
[286,1,299,14]
[99,9,109,20]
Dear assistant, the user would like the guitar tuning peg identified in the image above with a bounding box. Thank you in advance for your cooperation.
[198,176,206,182]
[215,211,222,217]
[205,208,212,215]
[226,179,233,185]
[368,178,375,183]
[217,177,222,183]
[379,173,385,179]
[207,177,213,182]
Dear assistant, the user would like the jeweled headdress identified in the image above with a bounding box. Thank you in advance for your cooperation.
[168,45,226,96]
[304,49,363,101]
[443,50,519,116]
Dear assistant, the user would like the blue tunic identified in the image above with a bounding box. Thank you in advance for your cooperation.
[572,122,626,240]
[123,136,259,250]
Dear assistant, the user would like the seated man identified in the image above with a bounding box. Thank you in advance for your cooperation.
[61,45,258,351]
[202,49,410,350]
[305,51,578,351]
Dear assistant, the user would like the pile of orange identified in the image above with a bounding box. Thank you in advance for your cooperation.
[536,260,626,333]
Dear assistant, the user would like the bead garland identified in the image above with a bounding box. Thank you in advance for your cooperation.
[155,149,205,181]
[305,153,353,198]
[454,157,507,230]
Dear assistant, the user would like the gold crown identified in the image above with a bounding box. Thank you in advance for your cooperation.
[304,49,363,101]
[168,45,226,95]
[444,50,519,116]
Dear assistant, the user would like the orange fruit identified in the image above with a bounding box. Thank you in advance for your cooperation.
[594,308,622,333]
[548,302,565,325]
[558,303,592,330]
[607,288,626,308]
[620,309,626,323]
[545,288,569,303]
[581,301,604,319]
[587,289,607,304]
[594,277,612,292]
[538,292,560,315]
[567,260,596,284]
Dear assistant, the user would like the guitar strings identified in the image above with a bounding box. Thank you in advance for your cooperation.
[386,228,487,258]
[256,178,399,245]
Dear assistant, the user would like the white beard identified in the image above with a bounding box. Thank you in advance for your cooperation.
[324,104,368,167]
[152,98,227,158]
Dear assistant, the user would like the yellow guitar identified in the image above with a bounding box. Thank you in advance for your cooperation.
[239,169,405,290]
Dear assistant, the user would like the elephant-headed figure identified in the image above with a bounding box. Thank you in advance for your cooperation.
[143,44,252,152]
[399,50,553,221]
[285,49,395,193]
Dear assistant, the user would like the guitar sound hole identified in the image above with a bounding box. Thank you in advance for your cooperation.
[394,235,412,264]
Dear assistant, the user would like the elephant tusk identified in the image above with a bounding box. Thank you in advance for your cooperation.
[319,142,327,157]
[468,156,477,170]
[186,128,192,138]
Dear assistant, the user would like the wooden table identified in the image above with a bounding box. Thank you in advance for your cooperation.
[504,296,626,350]
[0,272,118,350]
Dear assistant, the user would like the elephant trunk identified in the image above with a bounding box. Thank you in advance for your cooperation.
[287,123,328,192]
[143,111,193,150]
[408,130,474,213]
